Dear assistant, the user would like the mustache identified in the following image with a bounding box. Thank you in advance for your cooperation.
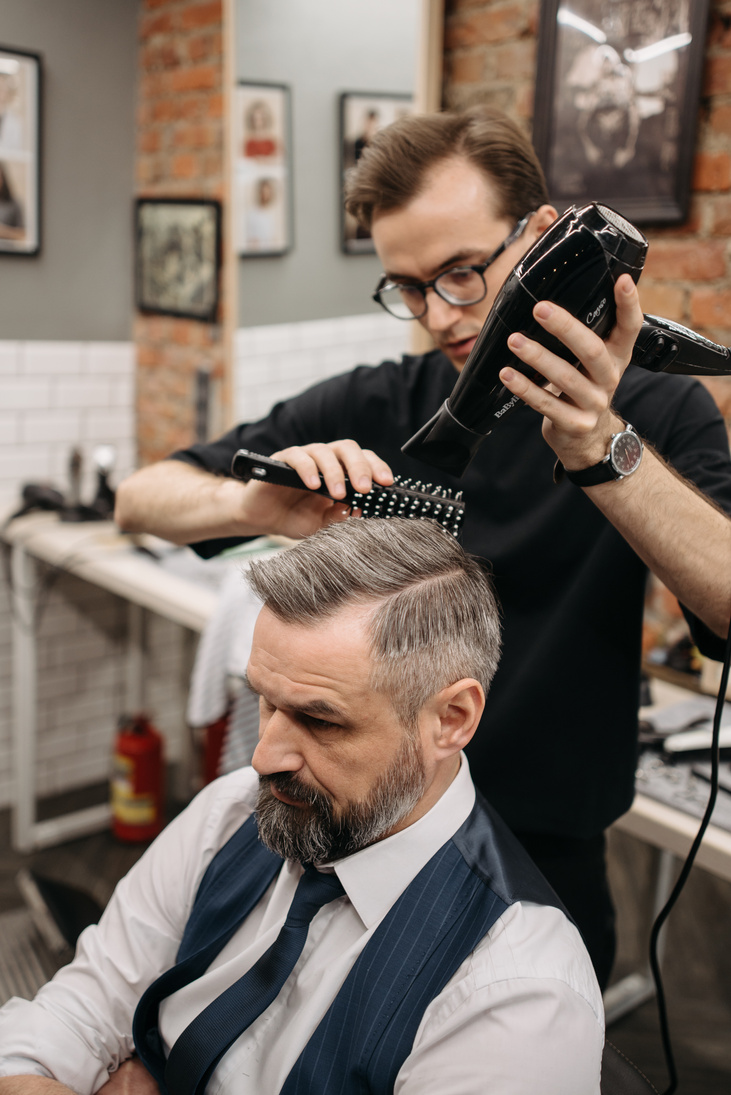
[260,772,331,809]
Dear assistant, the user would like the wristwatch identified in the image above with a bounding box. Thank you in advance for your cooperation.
[555,423,644,487]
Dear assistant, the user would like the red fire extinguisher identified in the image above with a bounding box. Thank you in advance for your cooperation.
[111,714,164,842]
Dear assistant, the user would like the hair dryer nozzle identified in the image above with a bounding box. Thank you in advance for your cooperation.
[402,400,493,477]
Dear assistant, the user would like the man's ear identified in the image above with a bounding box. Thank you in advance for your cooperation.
[528,204,558,242]
[427,679,485,757]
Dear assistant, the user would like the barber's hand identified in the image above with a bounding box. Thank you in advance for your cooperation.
[498,274,644,471]
[237,440,394,540]
[98,1059,161,1095]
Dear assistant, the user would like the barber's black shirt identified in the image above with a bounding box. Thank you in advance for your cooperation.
[171,350,731,838]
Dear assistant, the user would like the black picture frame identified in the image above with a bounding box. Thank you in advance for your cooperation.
[0,44,42,256]
[135,197,221,322]
[532,1,711,226]
[234,81,292,257]
[339,91,414,254]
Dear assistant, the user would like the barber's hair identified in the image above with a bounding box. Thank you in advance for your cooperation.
[345,106,549,230]
[246,518,501,730]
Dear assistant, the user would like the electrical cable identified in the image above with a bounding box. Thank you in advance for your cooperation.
[649,618,731,1095]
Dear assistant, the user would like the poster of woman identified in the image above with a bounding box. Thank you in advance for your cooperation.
[234,82,291,256]
[0,45,41,255]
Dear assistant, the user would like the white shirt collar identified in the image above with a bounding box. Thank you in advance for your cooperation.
[328,754,475,929]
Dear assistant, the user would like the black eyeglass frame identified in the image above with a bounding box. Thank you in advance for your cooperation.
[372,211,535,320]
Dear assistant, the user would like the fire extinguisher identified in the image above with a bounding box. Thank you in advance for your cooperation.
[111,714,164,842]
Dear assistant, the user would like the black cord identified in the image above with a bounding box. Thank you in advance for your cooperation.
[650,620,731,1095]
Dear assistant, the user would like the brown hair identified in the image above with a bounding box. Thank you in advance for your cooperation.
[345,106,549,230]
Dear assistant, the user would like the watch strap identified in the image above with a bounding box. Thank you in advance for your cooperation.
[553,423,642,486]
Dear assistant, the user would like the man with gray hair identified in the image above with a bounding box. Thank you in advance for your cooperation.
[0,518,603,1095]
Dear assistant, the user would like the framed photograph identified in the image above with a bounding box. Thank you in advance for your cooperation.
[340,92,414,254]
[234,81,292,257]
[533,1,711,225]
[0,45,41,256]
[135,198,221,322]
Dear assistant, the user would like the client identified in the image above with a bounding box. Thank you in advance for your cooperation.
[0,518,603,1095]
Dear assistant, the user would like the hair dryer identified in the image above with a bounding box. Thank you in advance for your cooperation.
[402,202,731,478]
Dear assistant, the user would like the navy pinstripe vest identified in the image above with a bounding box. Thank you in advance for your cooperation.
[134,791,564,1094]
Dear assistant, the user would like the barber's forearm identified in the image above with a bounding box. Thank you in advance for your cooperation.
[0,1079,75,1095]
[114,460,260,544]
[585,444,731,638]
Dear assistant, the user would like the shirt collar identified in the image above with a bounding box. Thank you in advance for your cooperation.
[328,754,476,929]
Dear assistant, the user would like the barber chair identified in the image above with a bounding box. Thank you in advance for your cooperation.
[601,1041,658,1094]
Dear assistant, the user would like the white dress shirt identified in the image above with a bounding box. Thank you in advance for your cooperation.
[0,758,604,1094]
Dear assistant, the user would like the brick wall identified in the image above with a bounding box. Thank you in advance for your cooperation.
[443,0,731,657]
[135,0,226,465]
[442,0,731,423]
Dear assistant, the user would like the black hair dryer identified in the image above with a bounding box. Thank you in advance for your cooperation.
[402,202,731,477]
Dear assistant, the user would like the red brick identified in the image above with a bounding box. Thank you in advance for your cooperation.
[180,1,222,31]
[692,152,731,192]
[445,5,525,49]
[173,123,216,149]
[141,42,182,71]
[207,93,224,118]
[139,11,176,39]
[644,241,726,281]
[712,196,731,235]
[170,65,218,93]
[140,72,168,100]
[704,55,731,96]
[187,31,222,62]
[495,40,535,81]
[699,376,731,418]
[637,284,685,321]
[446,50,486,84]
[138,128,162,154]
[709,103,731,137]
[151,98,181,123]
[171,152,198,178]
[690,287,731,328]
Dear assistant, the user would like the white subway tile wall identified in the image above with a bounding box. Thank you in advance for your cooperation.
[234,312,410,423]
[0,316,410,808]
[0,339,144,807]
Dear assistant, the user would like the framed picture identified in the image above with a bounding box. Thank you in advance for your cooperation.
[533,1,711,225]
[0,45,41,256]
[135,198,221,322]
[340,92,414,254]
[234,81,292,257]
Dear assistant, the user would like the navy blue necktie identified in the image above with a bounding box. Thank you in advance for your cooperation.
[164,864,345,1095]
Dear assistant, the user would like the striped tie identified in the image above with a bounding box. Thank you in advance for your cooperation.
[164,864,345,1095]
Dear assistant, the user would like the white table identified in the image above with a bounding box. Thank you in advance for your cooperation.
[3,512,221,852]
[604,678,731,1022]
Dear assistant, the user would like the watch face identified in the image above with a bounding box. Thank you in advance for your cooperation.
[611,431,642,476]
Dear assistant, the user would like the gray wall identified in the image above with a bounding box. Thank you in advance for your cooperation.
[237,0,418,328]
[0,0,137,340]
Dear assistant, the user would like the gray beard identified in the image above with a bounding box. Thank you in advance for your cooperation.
[255,731,427,863]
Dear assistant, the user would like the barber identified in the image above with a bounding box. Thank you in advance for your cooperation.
[115,107,731,989]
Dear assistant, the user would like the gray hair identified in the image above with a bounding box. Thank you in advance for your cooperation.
[246,518,501,729]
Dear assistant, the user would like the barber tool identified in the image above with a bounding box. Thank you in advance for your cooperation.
[231,448,466,538]
[402,202,731,478]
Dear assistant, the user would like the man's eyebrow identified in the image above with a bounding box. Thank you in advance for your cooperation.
[243,674,347,722]
[295,698,347,721]
[384,249,484,282]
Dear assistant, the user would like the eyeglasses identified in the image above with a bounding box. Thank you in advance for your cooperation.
[372,212,535,320]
